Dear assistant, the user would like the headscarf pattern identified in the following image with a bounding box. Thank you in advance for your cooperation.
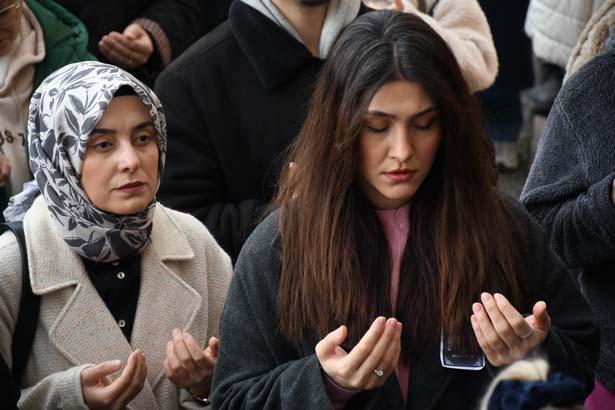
[4,62,167,262]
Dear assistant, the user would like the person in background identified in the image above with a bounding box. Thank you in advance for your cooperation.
[480,359,586,410]
[211,11,598,409]
[56,0,201,86]
[521,28,615,410]
[155,0,498,261]
[0,62,232,408]
[0,0,94,221]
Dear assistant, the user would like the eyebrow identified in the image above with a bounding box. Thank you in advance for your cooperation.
[365,107,438,120]
[90,121,155,136]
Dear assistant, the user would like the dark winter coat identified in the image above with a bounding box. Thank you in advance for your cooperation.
[211,197,598,409]
[521,49,615,393]
[154,1,369,261]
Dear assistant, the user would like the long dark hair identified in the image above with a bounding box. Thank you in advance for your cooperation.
[274,11,526,359]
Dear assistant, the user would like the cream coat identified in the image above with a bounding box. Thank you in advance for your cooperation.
[0,196,232,409]
[400,0,498,92]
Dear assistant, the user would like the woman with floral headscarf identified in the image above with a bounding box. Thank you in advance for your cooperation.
[0,61,232,409]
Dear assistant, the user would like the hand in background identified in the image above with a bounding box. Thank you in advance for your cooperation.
[98,23,154,70]
[0,152,11,186]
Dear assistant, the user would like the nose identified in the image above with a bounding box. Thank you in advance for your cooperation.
[389,125,413,163]
[117,142,140,173]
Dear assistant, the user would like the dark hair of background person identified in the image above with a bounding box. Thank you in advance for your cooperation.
[273,10,528,360]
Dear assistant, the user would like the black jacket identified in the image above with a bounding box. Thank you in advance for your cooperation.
[155,1,369,260]
[211,197,599,409]
[521,50,615,392]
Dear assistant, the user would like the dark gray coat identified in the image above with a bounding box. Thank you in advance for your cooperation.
[522,49,615,392]
[211,198,598,409]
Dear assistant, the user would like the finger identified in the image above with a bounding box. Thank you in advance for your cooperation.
[173,329,199,374]
[81,360,123,385]
[183,332,214,370]
[315,325,348,360]
[114,351,147,408]
[471,315,499,363]
[472,303,508,355]
[1,156,11,182]
[357,318,399,378]
[103,350,140,399]
[99,40,133,68]
[346,317,387,367]
[101,34,134,60]
[480,293,519,349]
[109,32,150,57]
[370,322,402,387]
[166,340,189,384]
[494,293,532,339]
[530,301,550,331]
[207,337,219,358]
[394,0,403,11]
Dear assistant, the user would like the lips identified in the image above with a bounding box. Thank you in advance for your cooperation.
[117,182,145,190]
[383,169,415,182]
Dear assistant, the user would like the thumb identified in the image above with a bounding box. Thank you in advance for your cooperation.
[316,325,348,357]
[123,23,143,39]
[81,360,122,385]
[205,337,219,358]
[394,0,403,11]
[531,301,550,331]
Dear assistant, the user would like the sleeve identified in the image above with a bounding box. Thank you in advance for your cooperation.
[400,0,498,92]
[511,202,600,393]
[155,68,265,261]
[521,100,615,269]
[0,233,91,410]
[137,0,201,60]
[210,230,334,409]
[537,231,600,393]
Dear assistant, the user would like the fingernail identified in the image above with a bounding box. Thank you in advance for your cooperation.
[494,293,503,302]
[173,329,180,336]
[472,303,481,314]
[112,359,122,367]
[396,321,403,331]
[481,293,490,303]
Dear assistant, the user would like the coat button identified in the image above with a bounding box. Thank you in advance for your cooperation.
[118,319,126,328]
[117,272,125,280]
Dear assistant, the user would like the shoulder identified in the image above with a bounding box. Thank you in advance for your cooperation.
[233,209,282,284]
[557,51,615,113]
[162,20,235,77]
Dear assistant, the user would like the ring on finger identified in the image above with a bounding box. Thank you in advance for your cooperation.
[373,369,384,377]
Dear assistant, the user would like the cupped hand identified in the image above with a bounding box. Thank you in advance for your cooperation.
[315,316,402,391]
[98,23,153,70]
[163,329,217,397]
[81,350,147,409]
[471,292,551,367]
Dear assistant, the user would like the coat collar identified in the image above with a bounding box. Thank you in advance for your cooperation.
[24,197,202,409]
[25,197,194,293]
[230,0,317,91]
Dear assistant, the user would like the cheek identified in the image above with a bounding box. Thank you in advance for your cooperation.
[415,134,441,169]
[357,135,384,177]
[80,157,105,201]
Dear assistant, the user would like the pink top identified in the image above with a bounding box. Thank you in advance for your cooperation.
[325,204,410,407]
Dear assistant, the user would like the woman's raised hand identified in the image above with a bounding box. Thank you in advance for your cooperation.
[315,317,402,391]
[471,292,551,367]
[163,329,217,397]
[81,350,147,409]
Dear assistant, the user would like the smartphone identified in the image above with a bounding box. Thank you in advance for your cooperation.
[439,332,485,371]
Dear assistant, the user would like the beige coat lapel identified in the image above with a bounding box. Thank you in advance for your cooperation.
[130,206,203,390]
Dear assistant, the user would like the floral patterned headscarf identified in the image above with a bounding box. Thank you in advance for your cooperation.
[4,62,167,262]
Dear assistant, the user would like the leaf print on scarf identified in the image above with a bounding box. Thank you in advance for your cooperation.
[4,62,167,263]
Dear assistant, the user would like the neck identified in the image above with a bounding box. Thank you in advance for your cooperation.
[271,0,328,57]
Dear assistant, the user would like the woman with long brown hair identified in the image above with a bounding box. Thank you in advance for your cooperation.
[211,10,598,410]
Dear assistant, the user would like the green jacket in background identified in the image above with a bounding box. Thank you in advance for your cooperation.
[0,0,95,220]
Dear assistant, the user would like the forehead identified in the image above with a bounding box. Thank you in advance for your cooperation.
[96,96,152,127]
[367,81,435,115]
